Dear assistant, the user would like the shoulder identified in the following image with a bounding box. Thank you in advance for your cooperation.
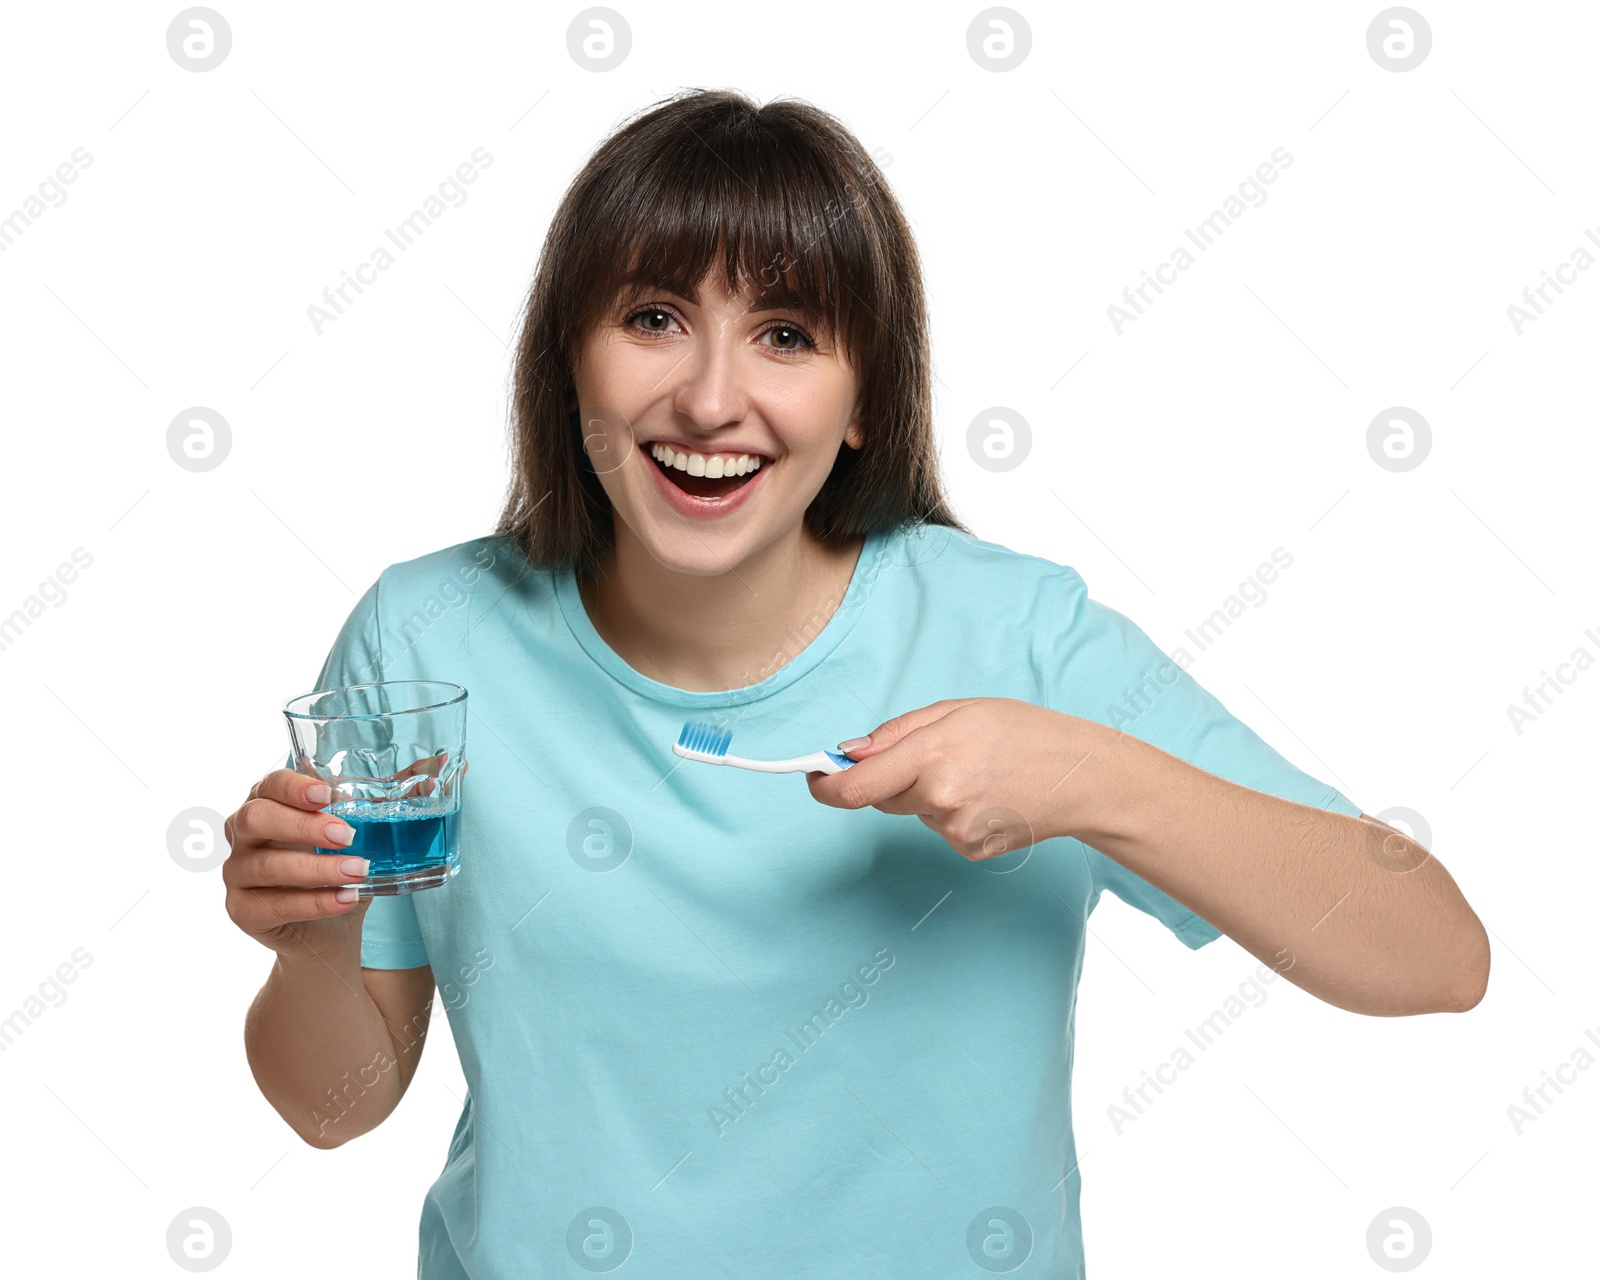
[370,534,550,621]
[375,534,530,589]
[887,522,1089,613]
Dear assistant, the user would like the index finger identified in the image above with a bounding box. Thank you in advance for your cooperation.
[249,768,335,811]
[837,699,980,759]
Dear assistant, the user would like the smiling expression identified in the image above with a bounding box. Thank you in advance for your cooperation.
[571,275,865,576]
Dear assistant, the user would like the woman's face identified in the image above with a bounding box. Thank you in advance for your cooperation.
[571,275,863,577]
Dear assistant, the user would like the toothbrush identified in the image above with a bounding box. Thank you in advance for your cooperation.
[672,720,856,775]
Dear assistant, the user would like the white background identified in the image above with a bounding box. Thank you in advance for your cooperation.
[2,1,1594,1275]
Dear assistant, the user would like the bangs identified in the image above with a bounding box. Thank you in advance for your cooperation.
[569,113,873,354]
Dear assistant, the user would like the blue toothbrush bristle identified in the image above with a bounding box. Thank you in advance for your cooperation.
[678,720,733,757]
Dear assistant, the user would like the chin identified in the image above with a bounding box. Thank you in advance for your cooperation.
[636,522,760,577]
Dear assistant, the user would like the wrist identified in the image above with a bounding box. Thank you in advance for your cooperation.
[273,942,361,984]
[1049,720,1162,849]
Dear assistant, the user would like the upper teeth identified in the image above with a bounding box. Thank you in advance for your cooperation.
[650,442,765,479]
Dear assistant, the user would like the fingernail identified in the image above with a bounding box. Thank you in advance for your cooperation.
[340,857,369,877]
[334,886,359,903]
[837,737,871,753]
[306,783,332,805]
[324,822,356,846]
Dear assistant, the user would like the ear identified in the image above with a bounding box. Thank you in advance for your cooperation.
[844,417,864,450]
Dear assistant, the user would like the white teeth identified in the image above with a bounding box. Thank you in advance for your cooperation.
[649,442,765,476]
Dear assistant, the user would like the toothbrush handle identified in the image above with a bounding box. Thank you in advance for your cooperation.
[725,750,853,775]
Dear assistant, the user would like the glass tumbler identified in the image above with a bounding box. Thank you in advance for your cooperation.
[282,680,468,896]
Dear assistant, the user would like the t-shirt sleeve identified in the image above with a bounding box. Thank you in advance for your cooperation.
[1038,566,1362,951]
[287,576,430,971]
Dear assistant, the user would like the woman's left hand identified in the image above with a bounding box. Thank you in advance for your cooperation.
[806,698,1106,860]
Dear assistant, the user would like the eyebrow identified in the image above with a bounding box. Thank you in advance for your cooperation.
[619,285,823,324]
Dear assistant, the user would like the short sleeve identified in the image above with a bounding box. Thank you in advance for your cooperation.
[287,577,430,971]
[1039,568,1362,951]
[1086,852,1227,950]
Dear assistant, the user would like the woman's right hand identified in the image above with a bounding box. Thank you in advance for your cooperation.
[223,769,371,968]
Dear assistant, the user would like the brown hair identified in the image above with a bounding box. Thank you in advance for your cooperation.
[495,87,969,581]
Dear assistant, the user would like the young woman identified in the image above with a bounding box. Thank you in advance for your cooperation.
[228,89,1489,1278]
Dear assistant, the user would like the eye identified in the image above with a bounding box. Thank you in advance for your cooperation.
[621,303,816,354]
[759,322,815,355]
[624,305,682,335]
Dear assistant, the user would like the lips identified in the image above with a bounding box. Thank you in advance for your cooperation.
[641,441,770,518]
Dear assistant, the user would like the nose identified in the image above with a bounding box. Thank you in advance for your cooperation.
[668,318,749,433]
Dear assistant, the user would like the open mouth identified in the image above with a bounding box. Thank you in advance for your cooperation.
[646,442,767,501]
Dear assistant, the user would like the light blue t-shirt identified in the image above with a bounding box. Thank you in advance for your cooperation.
[302,521,1359,1278]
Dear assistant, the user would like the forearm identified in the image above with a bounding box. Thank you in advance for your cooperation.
[1065,726,1490,1016]
[244,951,406,1148]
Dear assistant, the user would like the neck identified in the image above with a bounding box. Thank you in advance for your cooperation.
[579,524,867,693]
